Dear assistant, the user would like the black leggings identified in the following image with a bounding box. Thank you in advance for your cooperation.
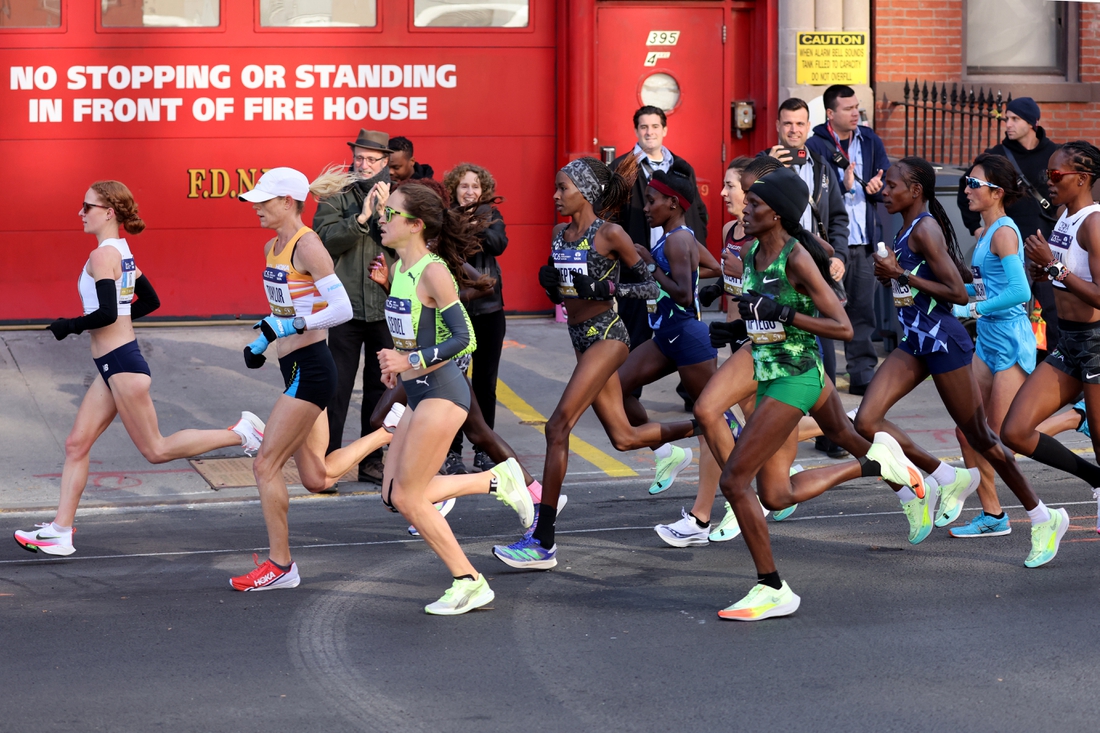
[451,309,506,454]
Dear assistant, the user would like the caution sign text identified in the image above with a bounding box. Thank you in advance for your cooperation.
[796,32,868,86]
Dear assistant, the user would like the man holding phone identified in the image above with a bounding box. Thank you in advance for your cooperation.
[312,128,396,485]
[763,97,851,458]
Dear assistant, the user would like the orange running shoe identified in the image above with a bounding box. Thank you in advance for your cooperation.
[230,553,300,591]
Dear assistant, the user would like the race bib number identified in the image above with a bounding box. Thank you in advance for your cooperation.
[263,267,295,317]
[723,274,743,296]
[119,257,136,302]
[384,297,417,350]
[553,249,588,298]
[646,298,658,314]
[745,319,786,344]
[971,265,986,301]
[892,278,914,308]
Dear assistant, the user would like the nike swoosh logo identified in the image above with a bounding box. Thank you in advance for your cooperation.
[34,534,61,540]
[762,276,779,284]
[668,335,679,343]
[1087,373,1100,380]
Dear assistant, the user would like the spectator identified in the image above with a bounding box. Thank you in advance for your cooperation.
[955,97,1059,356]
[765,97,850,458]
[807,84,890,397]
[312,128,394,485]
[610,106,708,358]
[388,136,435,183]
[440,163,509,474]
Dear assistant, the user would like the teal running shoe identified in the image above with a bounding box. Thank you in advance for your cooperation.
[772,464,803,522]
[1074,400,1090,438]
[949,511,1011,538]
[492,535,557,570]
[424,574,494,616]
[1025,507,1069,568]
[709,502,742,542]
[933,467,980,527]
[901,481,939,545]
[648,444,693,495]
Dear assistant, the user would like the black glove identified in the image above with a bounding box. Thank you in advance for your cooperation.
[538,264,561,290]
[573,273,612,299]
[243,346,267,369]
[47,318,77,341]
[698,283,723,308]
[736,291,795,324]
[709,320,747,349]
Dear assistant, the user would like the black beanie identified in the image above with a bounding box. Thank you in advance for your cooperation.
[1006,97,1040,128]
[748,167,810,225]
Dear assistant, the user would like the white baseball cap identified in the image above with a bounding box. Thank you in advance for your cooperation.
[239,167,310,202]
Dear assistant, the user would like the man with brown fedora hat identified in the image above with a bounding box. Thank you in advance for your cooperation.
[312,128,395,485]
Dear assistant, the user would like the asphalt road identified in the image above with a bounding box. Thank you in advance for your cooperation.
[2,462,1098,733]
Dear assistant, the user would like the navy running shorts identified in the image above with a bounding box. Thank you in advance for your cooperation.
[278,340,338,409]
[93,340,151,387]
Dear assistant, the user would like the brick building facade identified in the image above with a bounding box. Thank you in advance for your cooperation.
[873,0,1100,164]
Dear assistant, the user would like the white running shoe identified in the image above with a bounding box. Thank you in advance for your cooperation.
[655,508,711,547]
[230,411,265,456]
[424,574,495,616]
[383,403,406,433]
[408,497,457,537]
[14,522,75,556]
[1093,487,1100,535]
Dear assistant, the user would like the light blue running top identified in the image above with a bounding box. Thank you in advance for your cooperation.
[969,216,1026,322]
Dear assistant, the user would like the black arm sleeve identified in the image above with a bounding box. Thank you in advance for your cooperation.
[614,259,660,299]
[423,301,474,365]
[129,275,161,320]
[70,279,119,333]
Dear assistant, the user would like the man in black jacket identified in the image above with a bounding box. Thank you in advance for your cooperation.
[955,97,1059,352]
[388,136,435,183]
[763,98,851,457]
[610,106,708,359]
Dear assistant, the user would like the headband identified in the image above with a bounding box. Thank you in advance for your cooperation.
[562,159,604,205]
[648,179,691,211]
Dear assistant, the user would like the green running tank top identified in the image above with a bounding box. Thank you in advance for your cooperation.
[741,237,820,382]
[385,252,476,359]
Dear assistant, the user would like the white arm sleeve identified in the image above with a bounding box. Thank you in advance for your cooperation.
[302,274,353,331]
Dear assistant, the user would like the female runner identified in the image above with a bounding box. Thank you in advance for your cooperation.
[611,162,722,545]
[1002,141,1100,533]
[712,166,922,621]
[857,157,1067,565]
[938,155,1031,536]
[229,168,408,592]
[15,181,263,557]
[377,182,533,615]
[492,157,697,570]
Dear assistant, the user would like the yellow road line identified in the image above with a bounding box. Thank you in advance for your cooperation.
[496,379,637,477]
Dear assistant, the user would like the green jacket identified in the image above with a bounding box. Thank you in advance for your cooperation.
[312,173,394,322]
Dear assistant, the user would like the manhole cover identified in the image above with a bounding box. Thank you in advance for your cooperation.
[189,457,357,490]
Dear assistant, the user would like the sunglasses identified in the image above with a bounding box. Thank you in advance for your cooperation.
[81,201,110,214]
[1045,169,1082,183]
[382,206,417,223]
[964,177,1001,191]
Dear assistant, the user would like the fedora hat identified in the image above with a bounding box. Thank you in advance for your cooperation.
[347,129,393,154]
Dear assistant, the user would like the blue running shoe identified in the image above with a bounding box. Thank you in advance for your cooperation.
[949,511,1011,538]
[492,535,557,570]
[724,408,745,440]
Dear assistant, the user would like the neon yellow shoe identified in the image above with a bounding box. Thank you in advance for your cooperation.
[867,432,926,498]
[772,464,803,522]
[933,467,980,527]
[901,481,939,545]
[649,444,693,495]
[1025,507,1069,568]
[718,581,800,621]
[424,574,495,615]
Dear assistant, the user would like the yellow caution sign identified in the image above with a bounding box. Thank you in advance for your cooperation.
[796,32,868,86]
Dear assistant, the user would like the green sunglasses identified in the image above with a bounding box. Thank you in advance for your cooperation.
[383,206,417,223]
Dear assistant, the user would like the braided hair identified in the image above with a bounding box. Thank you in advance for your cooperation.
[577,156,634,221]
[743,155,783,182]
[896,156,969,281]
[1061,140,1100,185]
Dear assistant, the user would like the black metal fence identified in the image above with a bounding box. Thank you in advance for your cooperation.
[893,79,1011,168]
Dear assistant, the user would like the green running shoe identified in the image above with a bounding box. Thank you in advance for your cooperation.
[424,574,495,615]
[490,457,535,528]
[718,581,800,621]
[933,467,980,527]
[772,464,803,522]
[648,444,693,495]
[901,481,939,545]
[867,432,927,498]
[709,501,742,542]
[1025,507,1069,568]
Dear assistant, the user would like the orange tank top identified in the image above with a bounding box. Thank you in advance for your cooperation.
[263,226,327,318]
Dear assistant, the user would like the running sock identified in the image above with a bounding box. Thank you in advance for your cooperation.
[270,559,292,572]
[532,503,556,547]
[1026,502,1052,525]
[930,462,957,487]
[690,419,703,437]
[987,512,1006,520]
[527,480,543,503]
[654,444,673,460]
[689,512,708,528]
[896,486,917,503]
[455,574,476,581]
[758,571,782,591]
[488,475,499,494]
[50,522,71,533]
[1031,433,1100,486]
[858,455,882,477]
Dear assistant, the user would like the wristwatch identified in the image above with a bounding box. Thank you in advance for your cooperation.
[646,262,657,273]
[408,351,423,370]
[896,270,912,288]
[292,316,307,333]
[1045,260,1069,282]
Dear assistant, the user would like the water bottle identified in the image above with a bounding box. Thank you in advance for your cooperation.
[875,241,888,258]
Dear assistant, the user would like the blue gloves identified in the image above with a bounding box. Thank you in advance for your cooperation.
[243,316,300,369]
